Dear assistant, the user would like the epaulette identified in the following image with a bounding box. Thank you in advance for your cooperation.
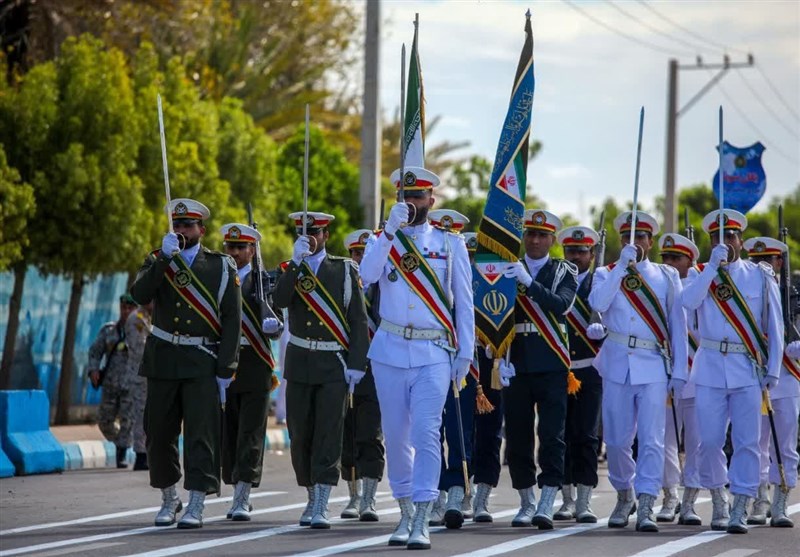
[101,321,116,331]
[606,262,617,271]
[279,260,290,271]
[147,248,161,261]
[695,263,706,272]
[327,254,347,260]
[756,260,776,277]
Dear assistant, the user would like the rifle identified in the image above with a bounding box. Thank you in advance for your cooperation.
[684,207,695,244]
[779,205,799,340]
[247,202,283,327]
[378,198,386,230]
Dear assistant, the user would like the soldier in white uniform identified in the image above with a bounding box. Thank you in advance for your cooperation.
[360,166,475,550]
[657,233,703,524]
[743,236,800,528]
[682,210,783,533]
[587,211,688,533]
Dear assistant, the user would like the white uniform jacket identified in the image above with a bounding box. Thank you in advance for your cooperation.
[681,259,783,389]
[682,275,699,400]
[358,222,475,368]
[589,259,688,385]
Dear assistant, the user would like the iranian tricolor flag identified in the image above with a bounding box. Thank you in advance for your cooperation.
[403,16,425,167]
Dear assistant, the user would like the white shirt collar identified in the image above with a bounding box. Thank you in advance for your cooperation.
[577,269,590,285]
[402,221,431,234]
[181,243,201,267]
[238,262,251,283]
[524,253,550,276]
[306,248,327,274]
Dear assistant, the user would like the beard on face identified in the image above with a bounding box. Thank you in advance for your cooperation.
[409,203,429,225]
[180,234,200,250]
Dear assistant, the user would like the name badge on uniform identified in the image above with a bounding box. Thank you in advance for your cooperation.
[175,270,192,288]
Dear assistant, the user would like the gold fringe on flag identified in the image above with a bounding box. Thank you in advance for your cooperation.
[270,374,280,392]
[567,370,582,395]
[477,232,520,264]
[475,384,495,414]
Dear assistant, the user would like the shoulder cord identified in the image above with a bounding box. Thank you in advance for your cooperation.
[218,257,229,310]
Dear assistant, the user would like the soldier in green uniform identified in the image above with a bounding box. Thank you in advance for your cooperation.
[88,293,138,468]
[124,301,153,471]
[130,198,242,530]
[219,223,282,522]
[339,229,385,522]
[274,211,370,529]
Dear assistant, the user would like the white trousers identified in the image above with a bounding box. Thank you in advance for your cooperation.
[695,384,761,498]
[664,397,701,489]
[603,378,666,497]
[372,360,450,502]
[758,395,800,488]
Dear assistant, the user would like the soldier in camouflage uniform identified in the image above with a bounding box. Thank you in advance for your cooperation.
[88,293,139,468]
[274,211,370,529]
[131,198,242,530]
[124,301,153,471]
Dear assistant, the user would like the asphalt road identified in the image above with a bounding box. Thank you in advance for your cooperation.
[1,451,798,557]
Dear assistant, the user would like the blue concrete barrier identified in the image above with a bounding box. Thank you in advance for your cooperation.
[0,445,14,477]
[0,390,65,475]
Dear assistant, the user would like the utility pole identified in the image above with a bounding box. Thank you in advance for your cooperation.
[662,54,754,232]
[359,0,381,229]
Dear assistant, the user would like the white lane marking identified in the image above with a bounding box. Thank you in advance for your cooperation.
[291,509,521,557]
[707,550,759,557]
[454,519,609,557]
[629,503,800,557]
[20,541,125,557]
[0,492,286,536]
[0,495,357,557]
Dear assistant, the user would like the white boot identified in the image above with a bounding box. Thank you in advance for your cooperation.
[554,484,576,520]
[678,487,702,525]
[770,486,794,528]
[473,483,493,523]
[575,484,597,523]
[608,488,636,528]
[727,494,750,534]
[310,484,332,529]
[656,486,680,522]
[532,485,558,530]
[154,485,183,527]
[710,487,730,531]
[359,477,379,522]
[340,479,362,519]
[444,486,465,529]
[299,486,315,526]
[511,487,537,527]
[462,482,474,520]
[747,483,769,525]
[427,490,446,526]
[177,490,205,529]
[407,500,435,550]
[388,497,415,546]
[229,481,252,521]
[636,493,659,532]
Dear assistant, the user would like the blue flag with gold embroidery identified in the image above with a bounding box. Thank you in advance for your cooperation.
[474,12,534,359]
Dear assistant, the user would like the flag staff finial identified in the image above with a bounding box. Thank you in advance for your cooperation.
[526,9,531,19]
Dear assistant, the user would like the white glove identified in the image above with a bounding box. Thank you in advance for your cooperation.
[344,369,366,393]
[450,357,471,387]
[292,236,311,265]
[499,360,516,387]
[709,244,729,270]
[216,376,234,405]
[761,374,779,391]
[385,202,409,236]
[618,244,638,267]
[668,378,686,398]
[786,340,800,359]
[261,318,281,334]
[485,345,494,359]
[587,323,607,340]
[161,232,179,258]
[503,261,533,288]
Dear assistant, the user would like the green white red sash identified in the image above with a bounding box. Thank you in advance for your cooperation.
[241,296,276,369]
[619,267,670,353]
[388,230,457,348]
[165,255,222,336]
[782,353,800,381]
[708,267,768,366]
[295,262,350,349]
[364,292,377,340]
[566,295,598,356]
[517,288,571,370]
[688,330,699,368]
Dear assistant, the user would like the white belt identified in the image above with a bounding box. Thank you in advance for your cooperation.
[607,331,659,351]
[151,326,217,346]
[288,334,342,352]
[571,357,595,370]
[514,322,568,334]
[700,338,750,354]
[379,320,449,341]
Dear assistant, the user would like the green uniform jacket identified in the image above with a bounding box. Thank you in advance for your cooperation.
[130,246,242,380]
[231,269,276,393]
[274,255,369,384]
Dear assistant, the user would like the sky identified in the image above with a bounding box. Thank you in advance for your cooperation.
[375,0,800,224]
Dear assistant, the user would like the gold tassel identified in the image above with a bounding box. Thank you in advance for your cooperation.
[761,389,770,416]
[475,384,495,414]
[566,370,582,395]
[270,374,280,392]
[490,358,503,390]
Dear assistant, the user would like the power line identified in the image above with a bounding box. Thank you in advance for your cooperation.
[636,0,748,57]
[605,0,707,56]
[562,0,693,58]
[734,69,800,141]
[712,71,799,164]
[755,64,800,123]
